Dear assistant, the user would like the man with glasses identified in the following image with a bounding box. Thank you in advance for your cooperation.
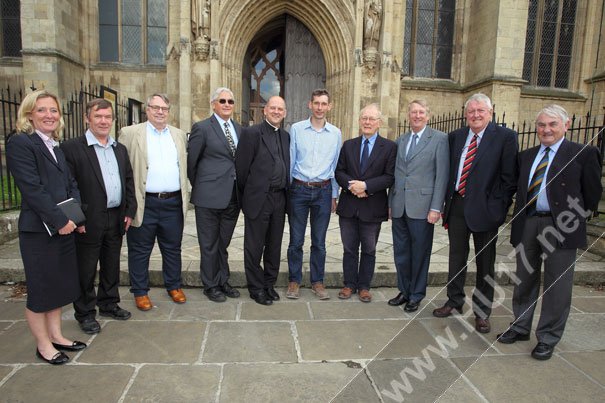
[335,104,396,302]
[286,89,342,300]
[188,88,241,302]
[119,94,190,311]
[433,93,517,334]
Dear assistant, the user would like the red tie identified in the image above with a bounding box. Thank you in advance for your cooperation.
[458,134,478,196]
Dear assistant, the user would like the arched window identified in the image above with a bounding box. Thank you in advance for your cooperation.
[402,0,455,79]
[522,0,576,88]
[98,0,167,65]
[0,0,21,58]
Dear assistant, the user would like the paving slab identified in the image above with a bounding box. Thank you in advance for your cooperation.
[241,300,311,320]
[0,365,133,403]
[202,321,297,363]
[558,351,605,386]
[310,300,405,320]
[452,355,604,402]
[555,313,605,351]
[0,300,25,320]
[79,321,205,364]
[123,364,220,402]
[170,300,238,321]
[220,363,378,403]
[418,317,497,358]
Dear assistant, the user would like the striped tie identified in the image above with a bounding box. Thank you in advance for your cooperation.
[224,122,236,157]
[458,134,478,196]
[527,147,550,215]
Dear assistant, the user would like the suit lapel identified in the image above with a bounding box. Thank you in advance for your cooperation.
[519,147,540,200]
[210,115,233,156]
[471,123,495,171]
[364,135,383,173]
[136,124,148,162]
[30,133,61,170]
[82,136,108,195]
[546,139,568,184]
[408,128,432,162]
[452,130,467,174]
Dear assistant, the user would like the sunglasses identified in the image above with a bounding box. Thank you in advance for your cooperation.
[218,99,235,105]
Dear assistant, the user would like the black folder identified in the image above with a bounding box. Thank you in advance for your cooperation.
[43,198,86,236]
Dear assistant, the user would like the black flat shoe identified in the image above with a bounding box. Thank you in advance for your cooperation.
[52,341,87,351]
[404,301,419,312]
[388,293,408,306]
[36,349,69,365]
[531,342,554,360]
[250,291,273,306]
[79,318,101,334]
[204,286,227,303]
[497,329,530,344]
[221,282,240,298]
[265,287,280,301]
[99,305,132,320]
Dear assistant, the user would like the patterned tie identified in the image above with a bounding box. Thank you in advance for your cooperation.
[406,133,418,161]
[223,122,236,157]
[360,139,370,174]
[458,134,478,197]
[527,147,550,215]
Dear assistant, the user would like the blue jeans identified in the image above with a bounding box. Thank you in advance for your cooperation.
[287,182,332,284]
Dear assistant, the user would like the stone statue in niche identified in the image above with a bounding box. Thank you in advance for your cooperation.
[363,0,382,70]
[191,0,211,61]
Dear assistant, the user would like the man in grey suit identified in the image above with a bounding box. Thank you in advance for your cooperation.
[388,99,449,312]
[188,87,241,302]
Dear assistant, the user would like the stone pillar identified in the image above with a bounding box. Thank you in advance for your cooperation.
[20,0,84,98]
[349,0,366,140]
[178,0,192,131]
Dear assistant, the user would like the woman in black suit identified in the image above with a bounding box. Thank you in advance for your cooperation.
[6,90,87,365]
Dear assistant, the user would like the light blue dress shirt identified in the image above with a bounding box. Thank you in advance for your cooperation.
[85,130,122,208]
[405,126,427,156]
[145,122,180,192]
[360,133,378,161]
[528,137,564,212]
[289,118,342,198]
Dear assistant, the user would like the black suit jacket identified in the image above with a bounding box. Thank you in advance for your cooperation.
[61,135,137,235]
[6,132,80,232]
[443,122,518,232]
[235,121,290,219]
[335,134,397,222]
[188,115,242,209]
[510,139,602,248]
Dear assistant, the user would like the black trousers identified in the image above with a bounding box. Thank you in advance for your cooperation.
[446,194,497,318]
[195,184,240,289]
[73,208,123,321]
[243,190,286,293]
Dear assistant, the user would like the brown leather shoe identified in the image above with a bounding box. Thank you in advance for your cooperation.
[432,304,463,318]
[338,287,354,299]
[135,295,152,311]
[475,317,491,333]
[358,289,372,303]
[286,282,300,299]
[168,289,186,304]
[311,282,330,300]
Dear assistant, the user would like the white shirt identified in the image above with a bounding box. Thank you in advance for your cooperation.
[145,122,180,192]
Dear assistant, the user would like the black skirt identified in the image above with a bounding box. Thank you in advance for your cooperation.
[19,232,80,313]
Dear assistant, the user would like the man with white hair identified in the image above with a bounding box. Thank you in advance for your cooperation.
[497,104,602,360]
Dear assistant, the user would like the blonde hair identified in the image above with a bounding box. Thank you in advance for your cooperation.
[16,90,65,140]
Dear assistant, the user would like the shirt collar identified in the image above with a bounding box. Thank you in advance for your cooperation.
[411,126,427,138]
[35,130,57,147]
[362,132,378,144]
[85,129,115,147]
[214,113,231,127]
[540,137,564,154]
[265,119,279,132]
[147,121,170,135]
[302,117,332,133]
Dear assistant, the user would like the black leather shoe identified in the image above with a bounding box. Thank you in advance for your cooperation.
[404,301,419,312]
[99,305,132,320]
[36,349,69,365]
[531,342,554,360]
[433,304,463,318]
[52,341,87,351]
[204,287,227,302]
[250,291,273,306]
[388,293,408,306]
[79,318,101,334]
[265,287,280,301]
[497,329,530,344]
[221,282,240,298]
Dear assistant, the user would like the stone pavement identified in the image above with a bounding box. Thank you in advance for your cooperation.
[0,213,604,401]
[0,283,604,402]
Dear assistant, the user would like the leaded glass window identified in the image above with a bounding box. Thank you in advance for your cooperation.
[522,0,576,88]
[98,0,167,65]
[402,0,455,78]
[0,0,21,57]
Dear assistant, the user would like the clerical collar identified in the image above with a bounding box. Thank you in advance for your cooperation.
[265,119,279,132]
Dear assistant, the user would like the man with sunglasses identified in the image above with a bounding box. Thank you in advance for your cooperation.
[119,93,190,311]
[188,88,241,302]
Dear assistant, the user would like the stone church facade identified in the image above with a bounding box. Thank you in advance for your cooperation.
[0,0,603,139]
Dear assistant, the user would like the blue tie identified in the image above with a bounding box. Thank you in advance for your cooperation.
[360,139,369,173]
[406,133,418,161]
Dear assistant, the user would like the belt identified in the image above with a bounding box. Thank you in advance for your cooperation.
[145,190,181,200]
[293,178,330,188]
[532,211,551,217]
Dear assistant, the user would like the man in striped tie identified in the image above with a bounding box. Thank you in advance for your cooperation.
[433,93,518,335]
[497,105,602,360]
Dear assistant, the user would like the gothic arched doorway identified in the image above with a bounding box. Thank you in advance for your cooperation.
[242,14,326,129]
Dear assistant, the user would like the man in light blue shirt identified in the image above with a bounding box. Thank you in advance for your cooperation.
[286,89,342,300]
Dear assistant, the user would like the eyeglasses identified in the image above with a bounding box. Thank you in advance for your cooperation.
[360,116,379,122]
[218,99,235,105]
[148,105,170,112]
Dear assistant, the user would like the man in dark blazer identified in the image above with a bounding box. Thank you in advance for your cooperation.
[433,93,517,334]
[388,99,449,312]
[188,87,241,302]
[335,103,396,303]
[497,105,602,360]
[61,98,136,334]
[235,96,290,305]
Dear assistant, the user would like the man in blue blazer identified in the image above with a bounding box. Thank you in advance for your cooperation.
[497,105,602,360]
[388,100,449,312]
[188,87,242,302]
[335,103,396,303]
[433,93,518,334]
